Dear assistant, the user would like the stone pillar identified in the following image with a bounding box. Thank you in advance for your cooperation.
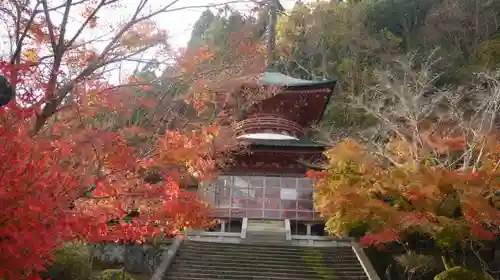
[221,220,226,232]
[305,223,313,245]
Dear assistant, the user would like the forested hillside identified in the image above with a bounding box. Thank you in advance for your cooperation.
[181,0,500,141]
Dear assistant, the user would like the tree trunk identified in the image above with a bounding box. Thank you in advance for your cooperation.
[267,0,278,69]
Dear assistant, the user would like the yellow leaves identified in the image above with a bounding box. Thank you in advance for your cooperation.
[314,134,500,244]
[385,137,415,162]
[323,139,373,182]
[324,138,363,161]
[86,91,99,106]
[23,48,39,62]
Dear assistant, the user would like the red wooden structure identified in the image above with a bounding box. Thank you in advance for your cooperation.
[202,71,336,222]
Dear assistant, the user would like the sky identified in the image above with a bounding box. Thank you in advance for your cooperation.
[163,0,307,49]
[0,0,312,83]
[0,0,305,56]
[112,0,312,81]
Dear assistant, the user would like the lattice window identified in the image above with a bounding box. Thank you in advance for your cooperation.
[207,175,318,220]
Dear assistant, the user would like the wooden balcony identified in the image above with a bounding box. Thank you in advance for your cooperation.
[234,114,304,138]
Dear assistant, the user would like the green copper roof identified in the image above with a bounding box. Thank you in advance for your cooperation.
[259,71,336,88]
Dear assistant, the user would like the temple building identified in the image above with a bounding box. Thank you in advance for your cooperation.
[162,71,380,280]
[202,71,334,233]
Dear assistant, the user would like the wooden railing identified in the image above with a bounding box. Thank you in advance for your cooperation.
[234,115,304,138]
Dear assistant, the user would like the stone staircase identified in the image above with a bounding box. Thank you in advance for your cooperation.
[243,219,289,244]
[164,241,369,280]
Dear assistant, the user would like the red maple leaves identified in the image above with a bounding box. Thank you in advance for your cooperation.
[0,125,80,279]
[360,230,401,247]
[0,60,216,278]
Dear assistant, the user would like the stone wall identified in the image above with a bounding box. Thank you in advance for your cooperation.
[89,242,172,275]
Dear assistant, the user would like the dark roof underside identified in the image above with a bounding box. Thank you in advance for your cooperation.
[243,138,328,149]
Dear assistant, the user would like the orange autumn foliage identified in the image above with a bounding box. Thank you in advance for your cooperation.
[310,137,500,248]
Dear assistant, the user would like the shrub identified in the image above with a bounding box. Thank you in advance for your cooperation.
[43,241,92,280]
[434,266,495,280]
[94,269,136,280]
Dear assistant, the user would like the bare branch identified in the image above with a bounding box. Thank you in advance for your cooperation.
[30,0,260,134]
[40,0,58,52]
[35,0,88,13]
[10,1,41,64]
[64,0,118,49]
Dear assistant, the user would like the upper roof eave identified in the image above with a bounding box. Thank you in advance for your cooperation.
[259,71,337,91]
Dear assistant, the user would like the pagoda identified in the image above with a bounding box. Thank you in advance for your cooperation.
[200,70,335,233]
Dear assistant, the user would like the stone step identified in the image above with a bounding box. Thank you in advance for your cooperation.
[244,230,287,244]
[241,239,290,245]
[164,241,368,280]
[167,268,368,279]
[166,274,368,280]
[176,252,360,263]
[181,242,354,251]
[171,261,366,271]
[178,247,357,259]
[245,232,286,236]
[179,247,356,260]
[167,272,368,280]
[247,219,284,224]
[244,234,286,239]
[247,227,287,232]
[178,246,359,257]
[244,234,286,241]
[245,230,285,234]
[181,241,355,253]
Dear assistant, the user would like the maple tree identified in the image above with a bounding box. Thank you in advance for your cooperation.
[309,58,500,269]
[0,0,267,279]
[0,63,220,280]
[311,137,499,243]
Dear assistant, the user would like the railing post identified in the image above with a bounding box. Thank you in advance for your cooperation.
[241,217,248,239]
[150,235,183,280]
[352,243,381,280]
[284,219,292,241]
